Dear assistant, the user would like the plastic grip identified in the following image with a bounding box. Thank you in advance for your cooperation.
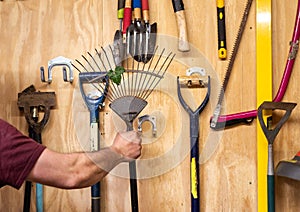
[133,0,141,9]
[217,7,227,59]
[142,0,149,10]
[123,8,132,34]
[118,8,124,19]
[171,0,184,12]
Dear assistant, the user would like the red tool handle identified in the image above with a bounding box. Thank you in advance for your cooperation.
[142,0,149,22]
[123,0,132,35]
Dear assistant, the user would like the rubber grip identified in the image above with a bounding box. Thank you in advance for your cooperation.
[171,0,184,12]
[142,0,149,10]
[217,6,227,59]
[133,0,141,9]
[123,7,132,34]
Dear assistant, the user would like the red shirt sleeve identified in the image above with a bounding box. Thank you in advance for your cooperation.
[0,119,46,189]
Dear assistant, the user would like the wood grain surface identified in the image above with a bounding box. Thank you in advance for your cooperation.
[0,0,300,211]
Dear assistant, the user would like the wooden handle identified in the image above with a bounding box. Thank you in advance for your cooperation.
[175,10,189,52]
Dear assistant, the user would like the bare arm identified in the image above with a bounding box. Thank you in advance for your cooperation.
[27,131,142,189]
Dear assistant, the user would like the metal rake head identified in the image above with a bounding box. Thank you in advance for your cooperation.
[73,45,175,129]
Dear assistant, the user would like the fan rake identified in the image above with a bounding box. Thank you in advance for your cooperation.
[73,45,175,212]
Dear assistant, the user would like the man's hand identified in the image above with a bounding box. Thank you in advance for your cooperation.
[110,131,142,162]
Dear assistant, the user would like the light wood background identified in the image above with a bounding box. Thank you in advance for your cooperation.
[1,0,300,211]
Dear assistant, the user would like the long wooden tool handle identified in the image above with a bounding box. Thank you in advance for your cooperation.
[171,0,190,52]
[217,0,227,59]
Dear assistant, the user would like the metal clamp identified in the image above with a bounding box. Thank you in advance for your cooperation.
[138,115,157,137]
[40,56,73,83]
[186,67,206,76]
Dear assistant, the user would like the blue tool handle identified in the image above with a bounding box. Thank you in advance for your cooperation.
[91,183,100,212]
[133,0,141,9]
[267,175,275,212]
[36,183,43,212]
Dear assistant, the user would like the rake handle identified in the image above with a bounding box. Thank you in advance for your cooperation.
[127,123,139,212]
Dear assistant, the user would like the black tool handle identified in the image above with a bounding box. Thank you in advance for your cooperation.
[127,123,139,212]
[217,0,227,59]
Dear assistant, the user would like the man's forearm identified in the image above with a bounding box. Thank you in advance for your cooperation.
[28,147,125,189]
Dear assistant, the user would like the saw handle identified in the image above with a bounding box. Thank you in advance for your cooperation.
[217,0,227,59]
[171,0,190,52]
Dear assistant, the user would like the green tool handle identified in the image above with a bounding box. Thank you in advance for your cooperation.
[217,0,227,59]
[267,175,275,212]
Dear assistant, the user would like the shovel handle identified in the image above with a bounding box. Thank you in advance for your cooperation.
[171,0,190,52]
[123,0,132,35]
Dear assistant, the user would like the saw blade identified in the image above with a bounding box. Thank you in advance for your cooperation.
[210,0,254,128]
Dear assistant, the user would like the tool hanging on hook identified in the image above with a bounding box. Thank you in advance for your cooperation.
[18,85,56,212]
[258,101,296,212]
[171,0,190,52]
[217,0,227,59]
[177,70,210,212]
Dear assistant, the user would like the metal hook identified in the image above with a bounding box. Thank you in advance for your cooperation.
[40,56,73,83]
[138,115,157,137]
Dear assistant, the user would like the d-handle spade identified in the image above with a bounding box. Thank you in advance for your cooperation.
[177,75,210,212]
[257,101,296,212]
[79,72,109,212]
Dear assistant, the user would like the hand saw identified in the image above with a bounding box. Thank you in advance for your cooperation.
[210,0,253,129]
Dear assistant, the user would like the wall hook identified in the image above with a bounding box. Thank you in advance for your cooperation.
[40,56,73,83]
[138,115,157,137]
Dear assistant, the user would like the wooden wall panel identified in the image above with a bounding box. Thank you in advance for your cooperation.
[0,0,299,211]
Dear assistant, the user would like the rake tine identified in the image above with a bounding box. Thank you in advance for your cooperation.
[141,51,174,99]
[95,48,108,71]
[138,48,165,98]
[108,45,126,97]
[96,48,122,99]
[101,46,113,71]
[88,51,102,72]
[82,55,97,72]
[143,52,175,100]
[135,46,158,97]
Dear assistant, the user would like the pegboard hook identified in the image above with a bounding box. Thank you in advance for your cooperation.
[40,56,73,83]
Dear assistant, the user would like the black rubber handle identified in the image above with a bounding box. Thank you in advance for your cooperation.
[217,5,227,59]
[171,0,184,12]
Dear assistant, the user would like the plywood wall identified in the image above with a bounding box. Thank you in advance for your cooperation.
[0,0,300,211]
